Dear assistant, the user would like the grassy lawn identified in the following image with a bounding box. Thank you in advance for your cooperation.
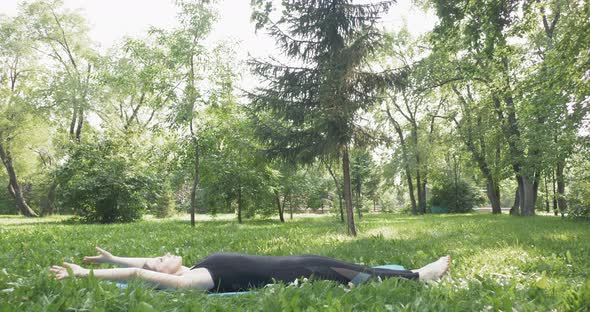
[1,213,589,311]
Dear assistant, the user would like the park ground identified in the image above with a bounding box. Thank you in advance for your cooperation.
[0,213,589,311]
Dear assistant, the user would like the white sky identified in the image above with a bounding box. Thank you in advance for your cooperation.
[1,0,437,95]
[0,0,437,56]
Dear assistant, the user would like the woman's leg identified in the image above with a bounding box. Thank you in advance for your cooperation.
[192,253,450,292]
[288,255,419,285]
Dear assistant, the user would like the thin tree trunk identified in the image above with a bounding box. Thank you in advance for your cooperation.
[405,167,417,215]
[420,179,427,214]
[338,193,344,222]
[189,135,199,227]
[75,107,83,142]
[237,186,242,223]
[510,185,520,216]
[342,146,357,236]
[416,171,425,214]
[289,196,293,220]
[486,178,502,214]
[275,190,284,222]
[355,185,362,219]
[0,142,38,217]
[544,174,550,213]
[69,104,77,139]
[386,108,417,214]
[552,169,558,216]
[188,48,199,226]
[556,160,567,216]
[413,128,426,214]
[326,163,344,223]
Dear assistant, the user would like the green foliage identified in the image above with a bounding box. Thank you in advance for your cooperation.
[249,0,393,163]
[56,136,154,223]
[430,177,485,213]
[566,152,590,220]
[1,214,590,310]
[152,182,176,218]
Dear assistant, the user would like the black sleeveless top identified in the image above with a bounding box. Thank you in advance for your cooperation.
[191,252,418,292]
[191,252,319,292]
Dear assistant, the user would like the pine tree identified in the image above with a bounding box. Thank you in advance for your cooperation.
[248,0,395,236]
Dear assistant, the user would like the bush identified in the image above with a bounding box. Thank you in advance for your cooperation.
[567,188,590,220]
[57,137,154,223]
[429,177,485,213]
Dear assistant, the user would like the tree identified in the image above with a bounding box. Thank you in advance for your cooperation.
[24,0,96,142]
[427,0,589,215]
[249,0,395,236]
[374,29,446,215]
[0,15,41,217]
[97,35,177,133]
[165,0,219,227]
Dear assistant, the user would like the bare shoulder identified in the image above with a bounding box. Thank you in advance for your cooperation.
[181,267,215,290]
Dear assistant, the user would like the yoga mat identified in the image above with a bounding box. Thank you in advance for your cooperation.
[115,264,406,296]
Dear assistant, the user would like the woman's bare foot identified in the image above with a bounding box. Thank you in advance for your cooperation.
[411,255,451,281]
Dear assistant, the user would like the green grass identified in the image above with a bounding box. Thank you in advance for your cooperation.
[1,213,589,311]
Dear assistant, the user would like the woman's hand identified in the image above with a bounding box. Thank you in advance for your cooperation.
[83,246,114,264]
[50,262,89,279]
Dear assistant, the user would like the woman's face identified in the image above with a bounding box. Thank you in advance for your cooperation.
[146,253,183,274]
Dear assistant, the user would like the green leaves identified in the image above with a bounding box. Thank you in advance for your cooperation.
[55,134,158,223]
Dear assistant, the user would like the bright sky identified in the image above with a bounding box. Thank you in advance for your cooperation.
[0,0,437,56]
[1,0,437,96]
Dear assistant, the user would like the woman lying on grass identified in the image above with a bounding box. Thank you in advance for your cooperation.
[50,247,451,292]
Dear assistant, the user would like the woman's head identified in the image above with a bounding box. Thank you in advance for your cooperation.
[143,253,183,274]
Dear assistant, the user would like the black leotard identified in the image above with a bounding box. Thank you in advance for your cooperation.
[191,252,418,292]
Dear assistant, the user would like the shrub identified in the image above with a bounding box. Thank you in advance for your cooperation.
[567,189,590,220]
[429,177,485,213]
[56,137,153,223]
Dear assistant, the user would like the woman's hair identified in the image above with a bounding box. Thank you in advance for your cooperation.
[142,261,152,271]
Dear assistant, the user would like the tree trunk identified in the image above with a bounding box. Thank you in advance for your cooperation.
[69,104,78,139]
[275,190,285,222]
[486,178,502,214]
[519,175,536,216]
[510,186,520,216]
[355,186,362,219]
[289,196,293,220]
[75,107,84,142]
[189,136,200,227]
[556,160,567,216]
[338,193,344,222]
[544,174,550,213]
[326,163,344,223]
[420,179,427,214]
[415,171,426,214]
[237,186,242,223]
[7,182,15,198]
[411,123,426,214]
[387,111,417,214]
[0,142,38,217]
[405,168,417,215]
[342,146,357,236]
[552,169,558,216]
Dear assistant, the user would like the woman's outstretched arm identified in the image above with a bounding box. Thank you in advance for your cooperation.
[84,247,153,269]
[50,262,213,290]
